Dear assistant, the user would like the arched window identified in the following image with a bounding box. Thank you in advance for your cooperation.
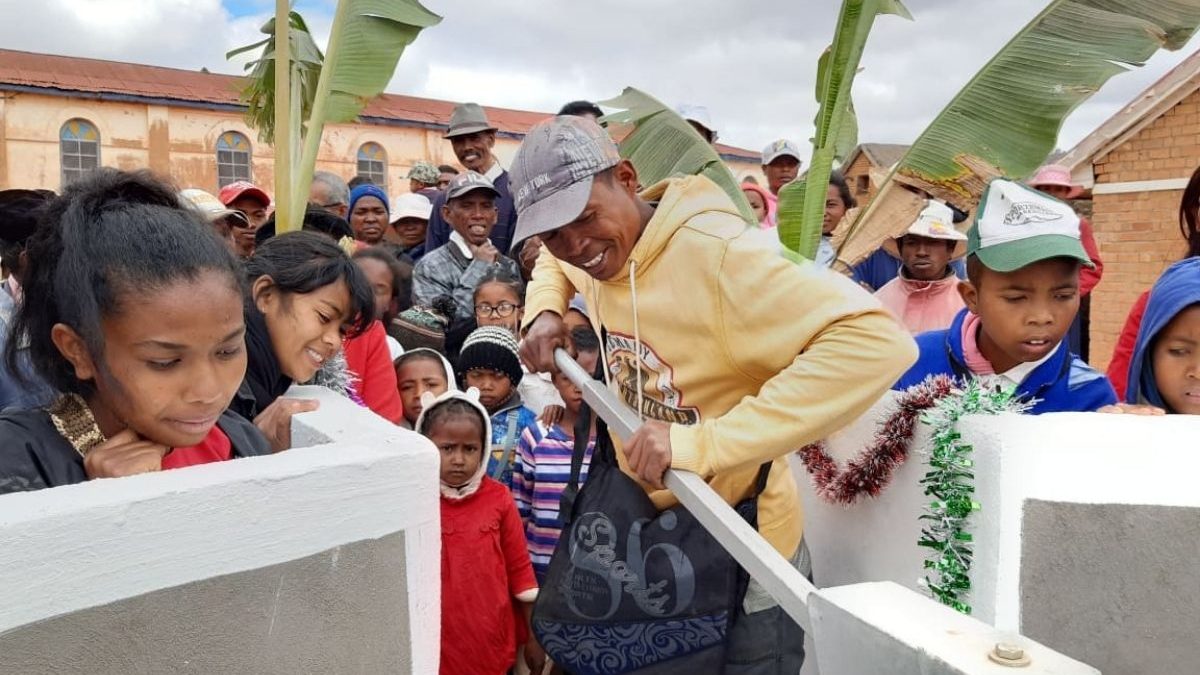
[356,142,387,185]
[60,118,101,186]
[216,131,252,187]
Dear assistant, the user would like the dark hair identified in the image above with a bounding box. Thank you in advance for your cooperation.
[394,349,448,378]
[7,169,241,395]
[245,231,375,336]
[354,246,408,307]
[473,267,525,303]
[348,176,374,190]
[422,398,486,447]
[257,206,354,245]
[1181,164,1200,258]
[570,325,599,353]
[0,189,55,274]
[438,165,459,175]
[828,171,857,210]
[558,100,604,118]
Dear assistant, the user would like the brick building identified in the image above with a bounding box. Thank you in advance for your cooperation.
[0,49,761,196]
[840,143,909,207]
[1060,49,1200,369]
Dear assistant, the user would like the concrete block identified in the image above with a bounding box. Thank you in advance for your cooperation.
[808,582,1098,675]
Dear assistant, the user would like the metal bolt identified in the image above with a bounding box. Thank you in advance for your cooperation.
[988,642,1031,667]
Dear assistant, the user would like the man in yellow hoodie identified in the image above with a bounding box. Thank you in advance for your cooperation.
[514,116,917,671]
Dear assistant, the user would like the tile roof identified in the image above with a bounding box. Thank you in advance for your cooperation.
[0,48,758,160]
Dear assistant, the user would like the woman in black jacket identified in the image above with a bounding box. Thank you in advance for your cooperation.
[232,231,374,451]
[0,169,270,496]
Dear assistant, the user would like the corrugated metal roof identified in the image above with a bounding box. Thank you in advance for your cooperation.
[0,48,758,160]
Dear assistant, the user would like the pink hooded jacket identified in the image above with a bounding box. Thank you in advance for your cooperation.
[874,271,965,335]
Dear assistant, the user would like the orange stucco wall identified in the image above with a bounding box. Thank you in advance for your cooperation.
[0,91,762,197]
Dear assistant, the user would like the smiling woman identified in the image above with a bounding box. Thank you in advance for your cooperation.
[0,169,271,496]
[236,231,376,450]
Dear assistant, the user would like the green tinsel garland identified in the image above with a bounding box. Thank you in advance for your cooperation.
[917,379,1028,614]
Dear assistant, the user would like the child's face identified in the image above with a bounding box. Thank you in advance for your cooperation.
[743,188,767,222]
[397,358,449,425]
[474,281,523,331]
[60,271,247,448]
[430,413,485,487]
[553,350,598,416]
[1152,304,1200,414]
[442,191,498,247]
[355,256,396,322]
[466,368,514,412]
[255,278,351,383]
[960,258,1079,372]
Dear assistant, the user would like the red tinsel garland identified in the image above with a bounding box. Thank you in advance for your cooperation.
[798,375,955,505]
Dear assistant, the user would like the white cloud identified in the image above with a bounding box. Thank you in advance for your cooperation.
[1,0,1198,160]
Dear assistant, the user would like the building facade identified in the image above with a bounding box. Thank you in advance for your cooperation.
[1061,49,1200,369]
[0,49,762,197]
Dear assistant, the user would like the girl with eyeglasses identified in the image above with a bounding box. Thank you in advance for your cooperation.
[471,269,564,426]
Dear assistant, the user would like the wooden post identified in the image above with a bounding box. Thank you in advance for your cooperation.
[273,0,293,232]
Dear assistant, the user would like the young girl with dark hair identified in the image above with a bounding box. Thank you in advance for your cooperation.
[0,169,269,495]
[1107,163,1200,398]
[415,388,543,675]
[817,171,857,267]
[237,230,377,448]
[394,348,456,429]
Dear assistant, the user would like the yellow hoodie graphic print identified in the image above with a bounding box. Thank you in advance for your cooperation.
[525,175,917,557]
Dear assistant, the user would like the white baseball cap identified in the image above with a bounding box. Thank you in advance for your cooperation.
[762,139,803,165]
[676,103,718,141]
[968,179,1092,272]
[389,192,433,223]
[179,188,248,226]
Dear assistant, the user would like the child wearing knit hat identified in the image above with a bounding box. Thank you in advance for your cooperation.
[458,326,538,488]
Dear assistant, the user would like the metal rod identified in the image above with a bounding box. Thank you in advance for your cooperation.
[553,349,816,631]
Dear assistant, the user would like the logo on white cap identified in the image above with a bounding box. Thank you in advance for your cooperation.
[976,179,1080,249]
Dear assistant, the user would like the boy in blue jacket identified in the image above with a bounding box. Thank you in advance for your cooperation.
[894,179,1117,413]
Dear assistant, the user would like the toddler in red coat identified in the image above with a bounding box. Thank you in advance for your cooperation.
[416,388,545,674]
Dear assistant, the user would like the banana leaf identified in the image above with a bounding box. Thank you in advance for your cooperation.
[837,0,1200,270]
[289,0,442,230]
[226,11,324,146]
[598,88,757,224]
[777,0,911,260]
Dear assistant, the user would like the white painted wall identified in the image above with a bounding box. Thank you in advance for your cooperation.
[0,386,441,674]
[795,397,1200,630]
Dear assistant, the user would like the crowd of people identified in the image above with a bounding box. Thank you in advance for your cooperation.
[1,95,1198,674]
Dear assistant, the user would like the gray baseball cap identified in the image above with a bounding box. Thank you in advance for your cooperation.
[444,102,497,139]
[445,171,500,201]
[509,116,622,244]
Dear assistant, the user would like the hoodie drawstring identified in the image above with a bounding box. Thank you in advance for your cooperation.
[630,259,644,423]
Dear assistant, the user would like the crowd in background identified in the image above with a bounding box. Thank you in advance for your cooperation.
[2,95,1200,675]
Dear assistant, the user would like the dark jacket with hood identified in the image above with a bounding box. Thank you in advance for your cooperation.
[1126,257,1200,408]
[230,307,294,422]
[0,407,269,496]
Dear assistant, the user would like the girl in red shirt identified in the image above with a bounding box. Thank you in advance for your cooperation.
[0,169,269,496]
[416,388,544,675]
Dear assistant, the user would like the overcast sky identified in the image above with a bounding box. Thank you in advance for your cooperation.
[3,0,1199,157]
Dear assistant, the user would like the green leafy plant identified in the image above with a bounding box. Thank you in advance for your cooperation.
[226,11,323,147]
[776,0,911,261]
[836,0,1200,268]
[228,1,441,233]
[599,88,757,224]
